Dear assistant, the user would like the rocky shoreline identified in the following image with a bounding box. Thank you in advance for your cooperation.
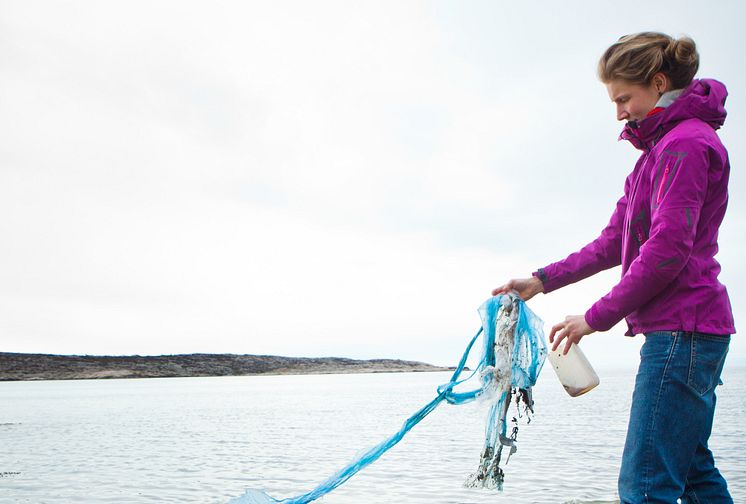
[0,352,453,381]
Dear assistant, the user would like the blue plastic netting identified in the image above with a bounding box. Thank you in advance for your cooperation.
[230,293,547,504]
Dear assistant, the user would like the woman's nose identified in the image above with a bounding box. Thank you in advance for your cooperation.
[617,106,628,121]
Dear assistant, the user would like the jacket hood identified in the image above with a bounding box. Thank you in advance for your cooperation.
[620,78,728,151]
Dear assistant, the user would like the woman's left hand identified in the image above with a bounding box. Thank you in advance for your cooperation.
[550,315,596,354]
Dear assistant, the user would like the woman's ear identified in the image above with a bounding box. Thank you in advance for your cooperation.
[652,72,671,95]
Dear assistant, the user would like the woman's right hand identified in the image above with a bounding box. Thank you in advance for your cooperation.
[491,276,544,301]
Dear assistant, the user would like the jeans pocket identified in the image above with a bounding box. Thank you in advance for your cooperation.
[687,334,729,396]
[640,331,676,360]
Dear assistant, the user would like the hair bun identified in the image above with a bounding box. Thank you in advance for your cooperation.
[666,37,698,66]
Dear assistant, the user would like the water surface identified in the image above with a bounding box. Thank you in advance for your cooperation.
[2,366,744,503]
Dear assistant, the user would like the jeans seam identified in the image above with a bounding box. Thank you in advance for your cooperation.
[688,335,698,393]
[644,332,678,502]
[684,477,702,504]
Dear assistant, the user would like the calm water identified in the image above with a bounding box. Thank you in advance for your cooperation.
[1,366,745,504]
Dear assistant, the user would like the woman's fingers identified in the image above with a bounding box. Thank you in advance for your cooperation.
[549,322,564,345]
[551,326,574,353]
[551,316,592,354]
[492,277,544,301]
[551,319,573,352]
[563,336,575,355]
[491,282,513,296]
[552,333,567,352]
[491,277,544,301]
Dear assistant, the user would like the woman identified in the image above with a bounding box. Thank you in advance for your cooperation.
[493,32,735,503]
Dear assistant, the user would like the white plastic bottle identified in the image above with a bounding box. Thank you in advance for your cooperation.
[548,343,600,397]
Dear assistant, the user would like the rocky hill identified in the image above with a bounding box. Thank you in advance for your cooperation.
[0,352,452,381]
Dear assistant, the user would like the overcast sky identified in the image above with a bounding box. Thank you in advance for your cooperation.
[1,1,744,370]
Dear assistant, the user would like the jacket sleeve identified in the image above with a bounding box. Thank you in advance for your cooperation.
[534,174,631,293]
[585,139,709,331]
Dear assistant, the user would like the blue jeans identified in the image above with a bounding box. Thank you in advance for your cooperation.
[618,331,731,504]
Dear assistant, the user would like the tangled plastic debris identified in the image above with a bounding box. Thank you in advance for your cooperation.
[229,293,547,504]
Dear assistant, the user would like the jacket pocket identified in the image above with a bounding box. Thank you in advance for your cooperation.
[656,164,671,204]
[651,150,686,209]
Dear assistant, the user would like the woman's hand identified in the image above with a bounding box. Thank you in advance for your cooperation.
[491,276,544,301]
[550,315,595,354]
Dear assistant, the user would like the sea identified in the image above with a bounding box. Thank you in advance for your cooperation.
[1,366,745,504]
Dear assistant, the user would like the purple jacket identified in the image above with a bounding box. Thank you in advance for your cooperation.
[535,79,735,336]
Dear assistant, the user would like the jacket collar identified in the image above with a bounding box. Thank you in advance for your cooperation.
[619,79,728,151]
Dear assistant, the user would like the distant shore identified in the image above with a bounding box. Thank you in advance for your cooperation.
[0,352,454,381]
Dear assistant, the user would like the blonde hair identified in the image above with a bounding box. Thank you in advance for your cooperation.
[598,32,699,88]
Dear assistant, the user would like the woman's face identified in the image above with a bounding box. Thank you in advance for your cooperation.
[606,78,663,123]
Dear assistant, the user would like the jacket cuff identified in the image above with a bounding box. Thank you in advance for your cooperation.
[533,267,557,293]
[585,303,616,332]
[584,310,600,332]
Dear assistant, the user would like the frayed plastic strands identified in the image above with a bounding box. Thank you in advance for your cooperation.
[463,294,547,490]
[231,293,547,504]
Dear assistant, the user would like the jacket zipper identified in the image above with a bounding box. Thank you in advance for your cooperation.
[624,152,649,241]
[656,164,671,203]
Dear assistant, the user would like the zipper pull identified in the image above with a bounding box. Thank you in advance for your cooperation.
[656,166,671,203]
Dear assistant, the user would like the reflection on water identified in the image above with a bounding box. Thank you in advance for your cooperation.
[1,367,744,503]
